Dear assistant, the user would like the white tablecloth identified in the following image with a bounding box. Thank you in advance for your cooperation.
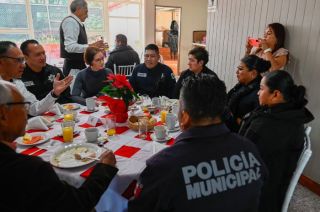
[16,105,181,212]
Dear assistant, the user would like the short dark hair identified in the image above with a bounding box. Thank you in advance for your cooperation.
[188,47,209,65]
[20,39,39,55]
[264,71,307,108]
[116,34,127,45]
[0,41,17,57]
[84,46,102,66]
[180,74,227,121]
[70,0,87,13]
[241,55,271,74]
[268,22,286,52]
[145,44,159,54]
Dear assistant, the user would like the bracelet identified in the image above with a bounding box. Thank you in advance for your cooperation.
[51,91,59,98]
[263,48,272,54]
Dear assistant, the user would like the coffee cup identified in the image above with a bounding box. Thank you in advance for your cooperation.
[85,127,99,142]
[166,113,177,130]
[86,97,96,111]
[154,125,168,140]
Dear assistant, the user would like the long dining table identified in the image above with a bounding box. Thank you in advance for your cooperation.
[15,103,181,212]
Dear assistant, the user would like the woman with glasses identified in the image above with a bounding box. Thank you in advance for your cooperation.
[72,47,112,105]
[225,55,271,132]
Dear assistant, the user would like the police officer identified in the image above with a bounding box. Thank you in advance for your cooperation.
[128,74,267,212]
[129,44,176,98]
[20,39,72,104]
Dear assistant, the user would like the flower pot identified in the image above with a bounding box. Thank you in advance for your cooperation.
[104,97,128,123]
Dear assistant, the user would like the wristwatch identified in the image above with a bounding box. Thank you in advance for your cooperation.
[264,48,272,54]
[51,91,59,98]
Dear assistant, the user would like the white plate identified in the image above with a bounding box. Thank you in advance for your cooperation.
[16,132,50,146]
[150,133,171,143]
[62,103,81,110]
[50,143,101,168]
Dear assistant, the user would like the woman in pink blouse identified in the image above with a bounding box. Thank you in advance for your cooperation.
[246,23,289,71]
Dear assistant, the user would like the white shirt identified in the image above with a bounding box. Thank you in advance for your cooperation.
[61,14,88,53]
[0,75,57,116]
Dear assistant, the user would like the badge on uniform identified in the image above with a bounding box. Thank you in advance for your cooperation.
[137,72,147,77]
[48,74,56,82]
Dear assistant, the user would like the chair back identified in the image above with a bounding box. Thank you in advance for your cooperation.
[114,63,136,76]
[281,126,312,212]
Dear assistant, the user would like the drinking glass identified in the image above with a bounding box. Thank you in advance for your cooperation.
[106,115,116,136]
[61,121,75,143]
[138,118,148,139]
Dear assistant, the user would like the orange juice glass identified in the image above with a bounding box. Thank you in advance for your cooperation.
[160,110,168,123]
[61,121,75,142]
[63,126,73,142]
[63,113,74,121]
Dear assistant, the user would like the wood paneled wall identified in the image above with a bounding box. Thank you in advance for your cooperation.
[206,0,320,182]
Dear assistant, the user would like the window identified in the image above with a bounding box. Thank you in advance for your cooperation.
[0,0,143,67]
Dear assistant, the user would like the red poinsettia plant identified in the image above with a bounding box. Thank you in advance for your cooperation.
[101,74,138,107]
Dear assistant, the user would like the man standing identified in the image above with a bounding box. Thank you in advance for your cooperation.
[0,41,72,116]
[129,44,176,98]
[0,80,118,211]
[20,39,72,104]
[129,75,267,212]
[60,0,106,76]
[105,34,140,72]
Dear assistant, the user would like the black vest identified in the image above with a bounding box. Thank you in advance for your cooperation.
[59,16,88,67]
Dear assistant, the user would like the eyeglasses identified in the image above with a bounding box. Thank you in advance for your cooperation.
[3,102,31,110]
[0,56,25,64]
[93,57,105,63]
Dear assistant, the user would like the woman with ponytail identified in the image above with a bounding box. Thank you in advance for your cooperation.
[239,70,314,212]
[226,55,271,132]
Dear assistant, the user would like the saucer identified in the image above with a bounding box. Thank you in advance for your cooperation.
[168,126,180,132]
[85,107,99,113]
[150,134,171,143]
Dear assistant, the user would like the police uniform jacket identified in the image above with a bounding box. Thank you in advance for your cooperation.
[129,63,176,98]
[21,64,72,104]
[172,66,218,99]
[129,123,267,212]
[239,103,314,212]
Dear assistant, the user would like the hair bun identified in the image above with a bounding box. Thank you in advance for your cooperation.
[256,58,271,73]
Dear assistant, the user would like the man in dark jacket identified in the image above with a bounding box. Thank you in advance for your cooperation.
[20,39,72,104]
[129,44,176,98]
[0,80,118,212]
[105,34,140,72]
[173,47,218,99]
[129,75,267,212]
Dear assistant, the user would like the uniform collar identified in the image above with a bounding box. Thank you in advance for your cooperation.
[175,123,230,144]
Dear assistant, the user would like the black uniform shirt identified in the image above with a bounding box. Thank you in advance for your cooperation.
[129,63,176,98]
[129,123,267,212]
[21,64,72,104]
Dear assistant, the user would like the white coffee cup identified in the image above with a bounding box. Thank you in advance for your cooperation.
[86,97,96,111]
[166,113,177,130]
[85,127,99,142]
[154,125,168,140]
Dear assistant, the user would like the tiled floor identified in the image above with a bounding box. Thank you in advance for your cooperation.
[289,184,320,211]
